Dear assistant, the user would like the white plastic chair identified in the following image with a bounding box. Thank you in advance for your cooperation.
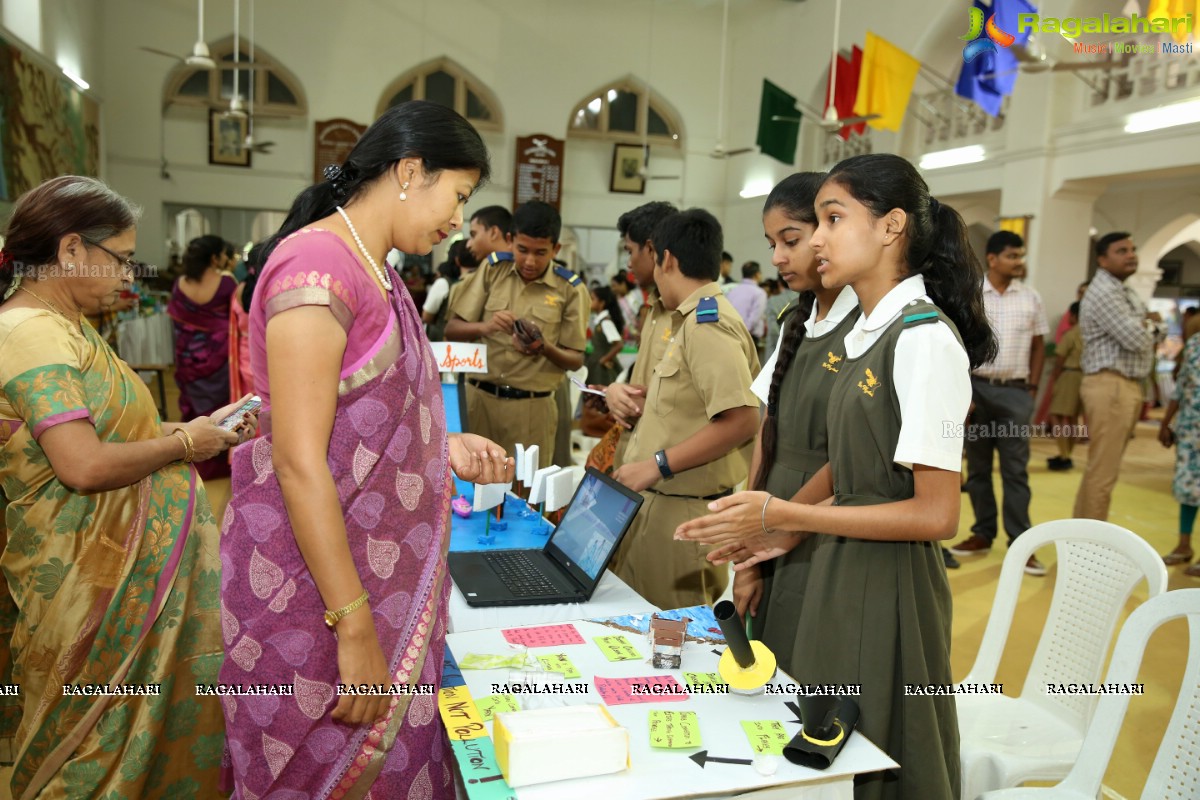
[958,519,1169,800]
[980,588,1200,800]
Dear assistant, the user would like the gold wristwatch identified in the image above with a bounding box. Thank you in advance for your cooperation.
[324,590,369,628]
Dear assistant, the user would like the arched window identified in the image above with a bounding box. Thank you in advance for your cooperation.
[567,77,683,148]
[164,37,306,118]
[377,57,502,131]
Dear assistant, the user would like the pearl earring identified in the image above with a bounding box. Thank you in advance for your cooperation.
[399,181,410,201]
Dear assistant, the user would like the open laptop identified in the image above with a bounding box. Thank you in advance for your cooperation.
[449,467,644,607]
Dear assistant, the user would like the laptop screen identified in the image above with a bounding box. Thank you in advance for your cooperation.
[545,469,641,585]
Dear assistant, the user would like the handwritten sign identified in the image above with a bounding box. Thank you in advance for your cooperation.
[449,737,516,800]
[437,685,488,741]
[537,653,581,679]
[501,624,585,648]
[429,342,488,373]
[740,720,791,755]
[475,693,520,722]
[649,710,702,749]
[593,676,689,706]
[683,672,725,688]
[594,635,641,662]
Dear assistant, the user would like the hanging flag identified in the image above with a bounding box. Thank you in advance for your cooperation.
[756,79,800,164]
[853,32,921,131]
[824,46,866,140]
[955,48,1005,116]
[954,0,1027,116]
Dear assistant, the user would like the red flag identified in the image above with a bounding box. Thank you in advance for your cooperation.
[824,46,866,140]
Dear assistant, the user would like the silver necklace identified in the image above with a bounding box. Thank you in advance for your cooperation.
[335,206,393,291]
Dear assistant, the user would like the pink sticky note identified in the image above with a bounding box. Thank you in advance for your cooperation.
[501,623,586,648]
[594,676,690,706]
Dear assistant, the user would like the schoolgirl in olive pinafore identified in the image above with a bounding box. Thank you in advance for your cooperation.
[794,300,961,800]
[756,301,860,674]
[584,310,621,386]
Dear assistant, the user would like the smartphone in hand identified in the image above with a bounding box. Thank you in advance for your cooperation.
[217,395,262,432]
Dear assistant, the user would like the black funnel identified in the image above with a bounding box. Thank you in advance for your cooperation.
[713,601,754,668]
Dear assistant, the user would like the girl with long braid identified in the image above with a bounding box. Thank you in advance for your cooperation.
[679,154,996,799]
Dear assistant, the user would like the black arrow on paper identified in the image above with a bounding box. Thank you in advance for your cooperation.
[689,750,753,768]
[785,700,804,724]
[711,648,724,656]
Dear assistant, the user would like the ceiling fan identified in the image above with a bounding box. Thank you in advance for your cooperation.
[1010,42,1112,72]
[818,0,880,131]
[705,0,756,159]
[140,0,215,69]
[241,0,275,154]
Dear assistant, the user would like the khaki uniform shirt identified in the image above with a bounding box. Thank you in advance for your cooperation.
[449,257,587,393]
[622,282,761,496]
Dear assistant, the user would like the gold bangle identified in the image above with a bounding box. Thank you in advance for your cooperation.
[171,429,194,463]
[324,590,369,629]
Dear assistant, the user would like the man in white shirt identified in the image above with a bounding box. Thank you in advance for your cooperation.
[950,232,1049,575]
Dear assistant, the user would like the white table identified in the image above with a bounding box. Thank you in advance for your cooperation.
[118,313,174,365]
[445,617,897,800]
[448,570,659,633]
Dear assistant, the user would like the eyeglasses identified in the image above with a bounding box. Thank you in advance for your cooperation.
[83,238,137,273]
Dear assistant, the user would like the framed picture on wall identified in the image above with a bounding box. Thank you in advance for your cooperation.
[209,110,251,168]
[610,143,646,194]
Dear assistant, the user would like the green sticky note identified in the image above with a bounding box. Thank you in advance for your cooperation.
[475,694,520,722]
[594,635,642,662]
[649,710,701,749]
[683,672,725,688]
[740,720,791,755]
[537,653,581,679]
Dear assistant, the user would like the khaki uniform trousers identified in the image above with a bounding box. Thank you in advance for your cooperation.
[466,384,556,470]
[611,491,730,610]
[1073,371,1144,520]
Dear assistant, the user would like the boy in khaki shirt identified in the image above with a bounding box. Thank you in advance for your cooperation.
[445,202,587,468]
[606,209,760,609]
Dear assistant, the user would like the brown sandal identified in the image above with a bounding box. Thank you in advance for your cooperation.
[1163,548,1194,565]
[1185,562,1200,578]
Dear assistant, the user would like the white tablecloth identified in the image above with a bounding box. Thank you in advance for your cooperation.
[448,569,659,633]
[118,313,174,365]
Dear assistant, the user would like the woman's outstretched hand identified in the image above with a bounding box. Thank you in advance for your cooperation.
[449,433,513,484]
[674,490,772,548]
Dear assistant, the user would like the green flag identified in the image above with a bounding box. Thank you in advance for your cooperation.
[756,79,800,164]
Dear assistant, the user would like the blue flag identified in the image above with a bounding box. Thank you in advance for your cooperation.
[954,0,1035,116]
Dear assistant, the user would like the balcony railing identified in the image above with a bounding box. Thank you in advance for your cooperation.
[1084,48,1200,107]
[914,90,1007,147]
[822,130,873,166]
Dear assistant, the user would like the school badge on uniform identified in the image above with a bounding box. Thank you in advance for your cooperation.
[857,368,881,398]
[822,352,842,373]
[544,293,560,308]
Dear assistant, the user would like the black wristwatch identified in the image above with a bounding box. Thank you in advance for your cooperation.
[654,449,674,480]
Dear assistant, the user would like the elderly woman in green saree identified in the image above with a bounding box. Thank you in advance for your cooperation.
[0,176,253,799]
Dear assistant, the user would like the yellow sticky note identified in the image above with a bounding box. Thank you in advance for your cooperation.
[537,653,581,679]
[684,672,725,688]
[740,720,791,755]
[437,685,488,741]
[594,635,641,662]
[475,693,520,722]
[649,710,701,749]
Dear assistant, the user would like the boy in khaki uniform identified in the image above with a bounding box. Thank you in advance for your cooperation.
[446,201,587,469]
[606,209,760,609]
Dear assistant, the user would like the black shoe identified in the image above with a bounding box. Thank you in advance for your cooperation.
[1047,456,1073,471]
[942,547,961,569]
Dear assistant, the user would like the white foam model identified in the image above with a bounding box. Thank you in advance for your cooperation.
[528,466,561,506]
[521,445,539,485]
[493,705,628,788]
[544,469,577,513]
[513,444,526,486]
[472,481,510,512]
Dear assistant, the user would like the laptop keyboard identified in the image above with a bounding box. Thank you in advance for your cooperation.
[485,552,561,597]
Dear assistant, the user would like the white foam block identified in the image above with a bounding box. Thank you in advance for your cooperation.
[522,445,539,485]
[472,481,510,512]
[494,705,628,788]
[528,466,561,506]
[545,469,577,512]
[513,444,526,486]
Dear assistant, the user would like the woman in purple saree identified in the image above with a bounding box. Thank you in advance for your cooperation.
[220,101,508,800]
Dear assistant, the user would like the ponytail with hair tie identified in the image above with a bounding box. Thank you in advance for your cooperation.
[0,249,13,274]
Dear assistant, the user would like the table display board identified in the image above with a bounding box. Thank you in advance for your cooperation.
[442,607,897,800]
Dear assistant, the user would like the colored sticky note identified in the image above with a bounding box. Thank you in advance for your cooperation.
[683,672,725,688]
[740,720,791,755]
[475,693,520,722]
[594,635,642,661]
[438,686,488,741]
[594,675,689,706]
[449,737,517,800]
[501,623,585,648]
[537,653,581,679]
[649,710,702,749]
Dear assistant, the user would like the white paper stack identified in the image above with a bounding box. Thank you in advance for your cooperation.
[493,705,629,787]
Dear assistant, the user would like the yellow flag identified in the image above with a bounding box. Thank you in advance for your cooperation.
[1148,0,1194,43]
[853,32,921,132]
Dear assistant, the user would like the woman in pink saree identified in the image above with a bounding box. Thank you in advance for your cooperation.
[220,101,509,799]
